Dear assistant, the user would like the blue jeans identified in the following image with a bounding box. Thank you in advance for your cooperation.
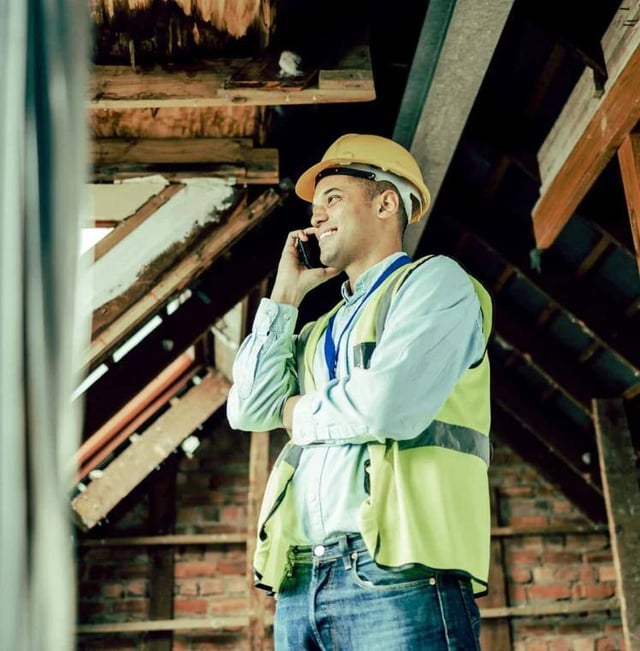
[273,535,481,650]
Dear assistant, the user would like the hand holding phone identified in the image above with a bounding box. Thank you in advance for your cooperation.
[297,236,324,269]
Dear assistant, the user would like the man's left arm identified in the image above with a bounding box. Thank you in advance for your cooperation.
[289,256,486,445]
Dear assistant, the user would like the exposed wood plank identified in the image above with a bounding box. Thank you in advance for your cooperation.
[71,371,230,529]
[87,188,283,370]
[593,399,640,650]
[76,352,198,480]
[247,432,270,651]
[148,462,176,651]
[478,490,512,650]
[481,598,619,619]
[532,2,640,248]
[618,132,640,274]
[575,235,613,279]
[75,523,610,547]
[92,137,257,165]
[90,49,375,109]
[399,0,515,256]
[91,183,184,262]
[76,599,620,634]
[78,533,247,547]
[77,617,250,634]
[318,46,373,91]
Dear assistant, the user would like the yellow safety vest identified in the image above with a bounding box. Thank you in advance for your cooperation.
[253,256,493,595]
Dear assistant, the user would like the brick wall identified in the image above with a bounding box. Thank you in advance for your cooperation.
[489,436,624,651]
[77,424,623,650]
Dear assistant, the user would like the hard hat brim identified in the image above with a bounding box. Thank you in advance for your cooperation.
[295,158,431,223]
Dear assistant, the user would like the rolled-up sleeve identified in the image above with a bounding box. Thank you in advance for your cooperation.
[291,256,486,446]
[226,298,299,432]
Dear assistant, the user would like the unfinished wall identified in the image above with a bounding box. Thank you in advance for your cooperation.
[76,425,623,650]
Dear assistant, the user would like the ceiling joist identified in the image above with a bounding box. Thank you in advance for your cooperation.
[89,46,375,110]
[532,1,640,248]
[617,132,640,274]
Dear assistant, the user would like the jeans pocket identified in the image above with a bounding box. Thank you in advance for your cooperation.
[456,577,482,649]
[350,551,432,592]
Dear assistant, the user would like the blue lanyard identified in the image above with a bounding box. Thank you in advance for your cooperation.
[324,254,411,380]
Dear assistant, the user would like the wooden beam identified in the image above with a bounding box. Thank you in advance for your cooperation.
[247,432,270,651]
[478,490,512,650]
[532,2,640,248]
[398,0,515,256]
[593,399,640,649]
[92,138,265,166]
[72,370,230,529]
[78,533,247,546]
[148,461,176,651]
[90,48,375,109]
[618,132,640,274]
[87,188,283,370]
[76,599,620,634]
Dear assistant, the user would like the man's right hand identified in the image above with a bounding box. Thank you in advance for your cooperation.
[270,229,341,307]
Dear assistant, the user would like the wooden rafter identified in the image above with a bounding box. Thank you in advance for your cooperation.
[89,47,375,110]
[532,2,640,248]
[593,399,640,649]
[72,370,231,530]
[618,132,640,274]
[87,187,284,370]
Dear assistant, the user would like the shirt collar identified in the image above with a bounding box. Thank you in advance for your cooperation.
[340,252,409,303]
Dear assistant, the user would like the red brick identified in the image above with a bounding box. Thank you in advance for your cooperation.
[209,596,247,615]
[527,584,571,600]
[113,599,148,616]
[524,640,548,651]
[199,578,225,595]
[217,558,246,574]
[102,583,124,599]
[541,551,581,564]
[598,565,616,582]
[572,583,616,599]
[175,561,217,578]
[595,638,618,651]
[174,597,209,615]
[126,579,147,597]
[176,580,199,596]
[548,640,572,651]
[509,568,532,583]
[573,638,595,651]
[509,517,549,528]
[506,550,540,565]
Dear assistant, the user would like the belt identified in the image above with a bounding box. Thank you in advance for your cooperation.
[287,533,365,570]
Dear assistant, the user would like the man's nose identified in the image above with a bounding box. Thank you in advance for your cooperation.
[310,206,327,228]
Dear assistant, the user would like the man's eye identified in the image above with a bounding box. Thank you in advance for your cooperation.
[327,194,340,204]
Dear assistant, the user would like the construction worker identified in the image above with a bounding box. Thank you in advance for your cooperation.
[227,134,492,650]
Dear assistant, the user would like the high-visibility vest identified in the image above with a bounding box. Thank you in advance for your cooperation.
[253,256,493,595]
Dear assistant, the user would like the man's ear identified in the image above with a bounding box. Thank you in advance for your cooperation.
[376,189,400,220]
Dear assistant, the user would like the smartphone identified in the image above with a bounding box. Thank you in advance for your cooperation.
[297,236,324,269]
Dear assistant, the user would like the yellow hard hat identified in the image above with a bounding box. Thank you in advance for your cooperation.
[295,133,431,223]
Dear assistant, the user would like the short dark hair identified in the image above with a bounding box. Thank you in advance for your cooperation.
[359,179,409,235]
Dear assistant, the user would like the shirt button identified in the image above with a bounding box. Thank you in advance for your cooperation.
[313,545,326,557]
[429,577,436,586]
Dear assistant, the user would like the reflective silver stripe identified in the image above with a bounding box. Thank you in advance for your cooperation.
[396,420,491,465]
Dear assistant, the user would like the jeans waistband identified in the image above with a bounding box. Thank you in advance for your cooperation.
[288,533,365,564]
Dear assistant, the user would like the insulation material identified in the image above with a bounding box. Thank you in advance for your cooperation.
[89,175,169,224]
[89,178,235,311]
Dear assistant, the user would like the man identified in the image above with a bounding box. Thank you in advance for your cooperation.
[227,134,492,650]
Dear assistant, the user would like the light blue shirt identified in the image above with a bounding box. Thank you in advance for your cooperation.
[227,253,485,544]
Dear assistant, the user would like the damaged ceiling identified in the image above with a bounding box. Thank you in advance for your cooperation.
[74,0,640,533]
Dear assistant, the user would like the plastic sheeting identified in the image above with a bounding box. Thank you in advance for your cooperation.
[0,1,89,649]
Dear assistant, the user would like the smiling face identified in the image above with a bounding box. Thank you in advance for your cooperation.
[310,174,402,285]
